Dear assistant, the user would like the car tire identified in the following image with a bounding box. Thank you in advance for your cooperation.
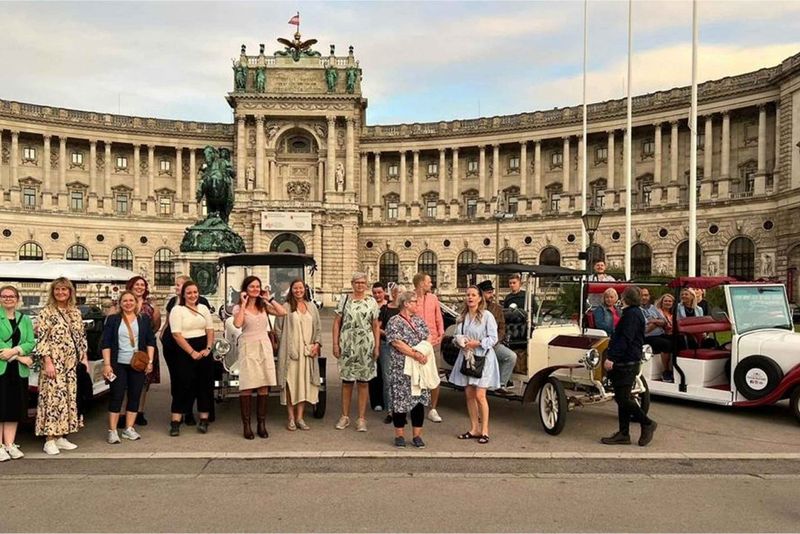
[733,355,784,400]
[538,377,567,435]
[790,386,800,425]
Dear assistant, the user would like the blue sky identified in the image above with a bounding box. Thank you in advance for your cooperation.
[2,1,798,125]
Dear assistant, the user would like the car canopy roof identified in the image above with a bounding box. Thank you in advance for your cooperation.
[667,276,739,289]
[217,252,317,268]
[0,260,138,283]
[465,263,587,277]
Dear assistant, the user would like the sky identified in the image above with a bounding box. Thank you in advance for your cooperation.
[1,1,798,126]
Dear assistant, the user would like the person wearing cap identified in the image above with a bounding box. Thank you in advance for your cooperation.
[477,280,516,395]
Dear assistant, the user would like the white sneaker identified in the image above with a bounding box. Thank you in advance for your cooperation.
[43,440,60,455]
[107,430,121,444]
[4,444,23,459]
[54,437,78,450]
[427,409,443,423]
[0,447,9,462]
[120,427,141,441]
[334,416,350,430]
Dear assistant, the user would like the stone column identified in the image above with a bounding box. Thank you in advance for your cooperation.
[345,117,355,193]
[451,148,460,218]
[654,123,662,184]
[255,116,265,191]
[319,160,326,202]
[755,104,767,195]
[104,141,112,196]
[269,159,278,199]
[10,131,19,190]
[701,116,713,199]
[478,146,486,198]
[399,151,407,206]
[670,121,679,184]
[519,142,527,198]
[175,147,183,200]
[43,135,52,193]
[534,140,542,196]
[438,148,446,200]
[774,103,781,175]
[326,115,336,192]
[189,148,197,215]
[236,116,246,189]
[577,135,584,195]
[359,153,367,206]
[492,144,500,198]
[89,140,97,194]
[58,136,67,192]
[412,150,420,202]
[147,145,155,198]
[607,130,616,189]
[721,112,730,180]
[373,152,381,206]
[562,137,570,192]
[132,144,141,198]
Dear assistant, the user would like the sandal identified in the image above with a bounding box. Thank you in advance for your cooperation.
[478,435,490,444]
[458,431,478,440]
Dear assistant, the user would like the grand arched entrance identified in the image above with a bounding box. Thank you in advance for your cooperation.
[270,232,306,254]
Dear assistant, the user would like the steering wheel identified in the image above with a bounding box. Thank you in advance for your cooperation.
[540,306,566,322]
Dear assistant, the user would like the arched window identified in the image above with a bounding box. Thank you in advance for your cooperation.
[675,240,703,277]
[727,237,755,280]
[379,251,399,284]
[539,246,560,266]
[154,248,175,287]
[18,242,43,261]
[587,244,605,265]
[417,250,438,288]
[497,248,518,287]
[66,244,89,261]
[457,250,477,289]
[631,243,652,279]
[270,233,306,254]
[110,246,134,271]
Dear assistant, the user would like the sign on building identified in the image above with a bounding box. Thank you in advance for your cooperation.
[260,211,313,232]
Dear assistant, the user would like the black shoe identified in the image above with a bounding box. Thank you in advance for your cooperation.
[383,414,393,425]
[135,413,148,426]
[638,421,657,447]
[198,419,209,434]
[601,431,631,445]
[169,421,180,437]
[393,436,406,448]
[412,436,426,449]
[183,413,196,426]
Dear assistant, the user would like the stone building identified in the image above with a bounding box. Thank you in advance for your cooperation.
[1,35,800,305]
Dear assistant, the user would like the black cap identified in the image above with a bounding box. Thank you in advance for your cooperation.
[477,280,494,293]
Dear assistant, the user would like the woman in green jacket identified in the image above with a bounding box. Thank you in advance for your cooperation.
[0,285,36,461]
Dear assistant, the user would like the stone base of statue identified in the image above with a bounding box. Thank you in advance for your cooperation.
[180,214,246,255]
[173,251,222,303]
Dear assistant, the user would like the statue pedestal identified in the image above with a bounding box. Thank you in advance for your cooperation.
[174,250,223,307]
[180,215,246,255]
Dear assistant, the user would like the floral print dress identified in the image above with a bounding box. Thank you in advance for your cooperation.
[336,295,379,382]
[386,314,431,413]
[35,306,86,437]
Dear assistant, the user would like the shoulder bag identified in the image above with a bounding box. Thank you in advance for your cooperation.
[122,315,150,373]
[458,317,486,378]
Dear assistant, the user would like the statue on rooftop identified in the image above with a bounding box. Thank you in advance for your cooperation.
[276,31,321,62]
[325,65,338,93]
[346,67,358,94]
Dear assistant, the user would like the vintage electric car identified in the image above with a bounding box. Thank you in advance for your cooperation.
[441,263,652,435]
[214,252,327,418]
[643,276,800,423]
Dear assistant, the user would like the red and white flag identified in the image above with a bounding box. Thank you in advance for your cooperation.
[288,13,300,26]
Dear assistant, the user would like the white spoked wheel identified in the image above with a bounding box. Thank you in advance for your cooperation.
[538,377,567,435]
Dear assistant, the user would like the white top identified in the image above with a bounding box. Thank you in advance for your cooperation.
[169,304,213,339]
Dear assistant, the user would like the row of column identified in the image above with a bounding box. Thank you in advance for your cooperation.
[0,131,200,201]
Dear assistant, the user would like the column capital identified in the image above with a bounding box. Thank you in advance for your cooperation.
[562,135,571,141]
[103,140,113,147]
[652,122,663,129]
[607,128,618,135]
[147,145,155,153]
[133,143,141,149]
[87,138,98,145]
[670,120,680,127]
[373,150,381,156]
[412,149,420,155]
[758,103,767,111]
[492,143,500,149]
[345,116,355,124]
[451,146,460,152]
[326,114,337,124]
[59,136,67,145]
[721,110,731,118]
[43,134,52,141]
[438,147,446,153]
[533,138,542,145]
[9,130,19,137]
[255,115,265,124]
[236,114,247,122]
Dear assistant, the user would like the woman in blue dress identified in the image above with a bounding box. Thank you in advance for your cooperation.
[449,285,500,444]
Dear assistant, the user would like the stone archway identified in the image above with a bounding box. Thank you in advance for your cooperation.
[270,232,306,254]
[275,128,320,202]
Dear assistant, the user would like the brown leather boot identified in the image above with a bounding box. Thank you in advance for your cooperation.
[240,395,254,440]
[256,395,269,438]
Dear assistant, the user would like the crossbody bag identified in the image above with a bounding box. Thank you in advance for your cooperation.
[121,314,150,372]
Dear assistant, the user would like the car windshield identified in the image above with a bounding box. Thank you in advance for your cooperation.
[728,285,793,334]
[269,265,306,304]
[534,280,581,326]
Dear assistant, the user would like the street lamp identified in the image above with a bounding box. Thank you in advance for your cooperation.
[493,191,514,263]
[581,206,603,270]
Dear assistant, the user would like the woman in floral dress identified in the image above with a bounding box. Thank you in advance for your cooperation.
[36,277,87,455]
[332,272,380,432]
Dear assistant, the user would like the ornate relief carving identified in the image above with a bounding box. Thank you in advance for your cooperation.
[50,148,58,169]
[140,159,148,174]
[336,128,345,149]
[286,180,311,200]
[1,142,8,163]
[96,153,104,171]
[248,129,256,147]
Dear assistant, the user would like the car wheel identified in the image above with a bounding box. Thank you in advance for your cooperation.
[791,386,800,425]
[733,355,784,400]
[538,377,567,435]
[635,376,651,415]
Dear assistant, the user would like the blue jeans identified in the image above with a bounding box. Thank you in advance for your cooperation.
[379,340,393,411]
[494,344,517,385]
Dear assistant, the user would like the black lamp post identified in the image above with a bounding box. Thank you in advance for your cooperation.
[581,207,603,270]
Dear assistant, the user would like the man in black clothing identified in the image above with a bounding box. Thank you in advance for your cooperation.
[601,286,658,447]
[502,273,527,310]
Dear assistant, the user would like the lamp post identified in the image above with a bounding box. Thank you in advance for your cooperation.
[493,190,513,264]
[581,206,603,271]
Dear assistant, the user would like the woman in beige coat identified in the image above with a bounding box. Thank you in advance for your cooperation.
[274,279,322,431]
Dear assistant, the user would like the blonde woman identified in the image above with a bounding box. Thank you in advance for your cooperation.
[275,279,322,431]
[36,277,87,455]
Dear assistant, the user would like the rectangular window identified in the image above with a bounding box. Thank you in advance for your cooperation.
[70,191,84,212]
[507,196,518,214]
[593,190,605,210]
[387,164,398,178]
[595,146,608,163]
[744,171,755,193]
[116,156,128,169]
[115,194,129,215]
[551,152,563,167]
[642,140,655,157]
[508,156,520,171]
[160,159,171,172]
[387,202,398,220]
[467,160,478,173]
[71,152,83,165]
[159,196,172,216]
[427,162,438,176]
[466,198,477,219]
[426,199,437,218]
[23,147,36,161]
[549,193,561,213]
[697,133,705,149]
[23,188,36,209]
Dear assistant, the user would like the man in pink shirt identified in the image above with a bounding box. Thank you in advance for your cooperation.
[413,272,444,422]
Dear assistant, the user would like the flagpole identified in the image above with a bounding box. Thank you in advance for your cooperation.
[688,0,699,277]
[624,0,633,280]
[297,11,300,33]
[581,0,588,271]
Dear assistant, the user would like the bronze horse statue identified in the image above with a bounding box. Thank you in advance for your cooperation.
[196,146,235,223]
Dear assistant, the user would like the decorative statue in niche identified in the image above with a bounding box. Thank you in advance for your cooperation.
[441,264,452,288]
[365,264,375,284]
[346,67,358,94]
[255,67,266,92]
[245,163,255,186]
[402,265,413,283]
[325,65,338,92]
[335,162,345,191]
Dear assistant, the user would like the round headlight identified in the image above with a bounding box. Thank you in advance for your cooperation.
[213,339,231,359]
[581,348,601,370]
[641,344,653,361]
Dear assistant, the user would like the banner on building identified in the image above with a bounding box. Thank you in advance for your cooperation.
[260,211,312,232]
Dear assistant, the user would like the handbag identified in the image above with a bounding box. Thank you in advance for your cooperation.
[457,317,486,378]
[122,314,150,373]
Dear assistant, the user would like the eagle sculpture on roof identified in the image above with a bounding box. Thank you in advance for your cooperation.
[275,32,321,62]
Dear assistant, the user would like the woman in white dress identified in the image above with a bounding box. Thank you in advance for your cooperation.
[449,285,500,444]
[233,276,286,440]
[274,279,322,431]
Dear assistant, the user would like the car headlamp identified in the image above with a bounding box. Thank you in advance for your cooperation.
[641,344,653,362]
[581,348,601,370]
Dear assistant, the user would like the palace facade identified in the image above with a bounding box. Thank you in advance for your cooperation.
[2,38,800,305]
